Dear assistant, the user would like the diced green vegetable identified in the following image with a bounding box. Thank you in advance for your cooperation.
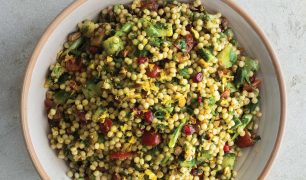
[198,48,214,62]
[244,57,259,72]
[169,119,186,148]
[115,22,133,36]
[207,97,216,106]
[82,81,98,99]
[146,23,173,37]
[54,90,71,104]
[102,36,124,55]
[217,44,237,68]
[197,150,211,162]
[179,159,196,168]
[51,63,65,82]
[222,153,236,169]
[179,68,190,78]
[79,20,97,37]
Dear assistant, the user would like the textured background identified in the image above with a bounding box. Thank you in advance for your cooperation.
[0,0,305,179]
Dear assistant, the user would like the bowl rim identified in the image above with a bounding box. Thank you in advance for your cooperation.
[20,0,286,179]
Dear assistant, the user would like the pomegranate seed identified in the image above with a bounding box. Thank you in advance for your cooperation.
[137,57,148,64]
[192,72,203,83]
[100,118,112,135]
[144,111,154,123]
[183,125,195,135]
[147,65,161,78]
[141,0,159,11]
[235,131,254,148]
[223,144,230,153]
[141,131,161,146]
[197,96,203,103]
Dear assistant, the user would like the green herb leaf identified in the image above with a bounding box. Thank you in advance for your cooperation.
[54,90,71,104]
[233,67,248,88]
[207,97,216,106]
[134,49,149,57]
[169,119,186,148]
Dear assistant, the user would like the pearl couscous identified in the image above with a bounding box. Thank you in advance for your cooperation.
[44,0,262,179]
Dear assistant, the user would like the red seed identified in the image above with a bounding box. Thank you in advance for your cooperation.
[183,125,195,135]
[137,57,148,64]
[141,131,161,146]
[197,96,203,103]
[235,131,254,148]
[109,152,133,160]
[141,0,159,11]
[192,72,203,83]
[100,118,112,135]
[65,58,82,72]
[223,144,230,153]
[144,111,154,123]
[147,65,160,78]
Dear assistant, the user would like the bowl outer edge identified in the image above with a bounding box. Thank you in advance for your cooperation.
[20,0,287,179]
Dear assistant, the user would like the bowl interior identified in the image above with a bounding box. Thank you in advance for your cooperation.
[22,0,283,179]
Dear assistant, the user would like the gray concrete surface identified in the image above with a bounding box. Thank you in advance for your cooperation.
[0,0,305,179]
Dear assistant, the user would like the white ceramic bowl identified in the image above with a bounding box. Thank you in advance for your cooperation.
[21,0,286,179]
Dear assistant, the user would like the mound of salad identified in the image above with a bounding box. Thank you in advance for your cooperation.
[44,0,262,179]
